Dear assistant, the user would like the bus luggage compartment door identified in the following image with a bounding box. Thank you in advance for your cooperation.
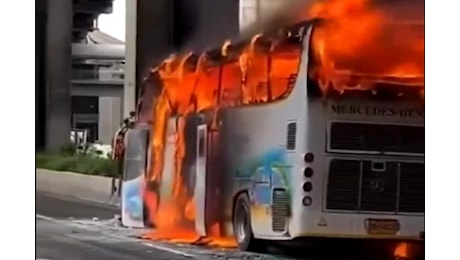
[194,124,208,236]
[121,127,149,228]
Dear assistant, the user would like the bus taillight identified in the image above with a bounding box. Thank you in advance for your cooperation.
[302,196,312,206]
[302,182,313,192]
[304,152,314,163]
[303,167,313,178]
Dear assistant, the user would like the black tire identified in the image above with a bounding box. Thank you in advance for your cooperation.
[233,193,267,252]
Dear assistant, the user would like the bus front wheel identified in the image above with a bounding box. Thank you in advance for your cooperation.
[233,193,266,252]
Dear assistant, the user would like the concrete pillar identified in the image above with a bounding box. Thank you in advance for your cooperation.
[124,0,137,117]
[45,0,72,152]
[239,0,287,30]
[98,97,122,144]
[124,0,174,118]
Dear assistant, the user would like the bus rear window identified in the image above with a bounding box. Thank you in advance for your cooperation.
[328,122,424,155]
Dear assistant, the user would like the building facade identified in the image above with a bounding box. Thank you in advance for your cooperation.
[35,0,115,152]
[71,33,125,145]
[36,0,301,151]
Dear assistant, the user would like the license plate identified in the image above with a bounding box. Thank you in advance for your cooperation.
[365,219,400,235]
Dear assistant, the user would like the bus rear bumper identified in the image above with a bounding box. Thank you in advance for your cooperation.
[290,212,424,241]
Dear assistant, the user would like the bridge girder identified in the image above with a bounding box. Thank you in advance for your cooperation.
[72,0,113,42]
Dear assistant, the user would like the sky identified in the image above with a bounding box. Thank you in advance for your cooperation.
[98,0,126,42]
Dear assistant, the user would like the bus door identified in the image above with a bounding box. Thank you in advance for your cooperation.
[194,124,208,236]
[206,126,224,236]
[121,127,149,228]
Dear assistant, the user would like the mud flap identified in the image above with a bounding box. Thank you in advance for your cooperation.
[121,127,150,228]
[194,124,208,236]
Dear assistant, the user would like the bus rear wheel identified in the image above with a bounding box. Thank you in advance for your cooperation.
[233,193,266,252]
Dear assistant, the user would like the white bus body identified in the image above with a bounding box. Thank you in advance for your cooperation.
[213,25,423,243]
[123,21,424,254]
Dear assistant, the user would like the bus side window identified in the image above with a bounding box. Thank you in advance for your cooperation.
[213,37,302,108]
[220,62,243,107]
[244,49,270,104]
[268,42,301,102]
[195,63,220,111]
[256,82,270,103]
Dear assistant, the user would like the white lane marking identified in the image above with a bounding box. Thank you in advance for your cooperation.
[36,214,56,222]
[143,242,197,258]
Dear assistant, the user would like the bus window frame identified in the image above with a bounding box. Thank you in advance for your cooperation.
[212,34,305,109]
[326,120,425,157]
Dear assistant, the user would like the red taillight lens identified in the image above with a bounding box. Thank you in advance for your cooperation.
[304,167,313,178]
[304,153,314,163]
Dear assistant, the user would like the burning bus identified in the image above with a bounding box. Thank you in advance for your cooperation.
[117,1,424,258]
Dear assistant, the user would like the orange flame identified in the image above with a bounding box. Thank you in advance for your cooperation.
[142,51,238,247]
[394,242,409,259]
[142,38,301,248]
[305,0,424,92]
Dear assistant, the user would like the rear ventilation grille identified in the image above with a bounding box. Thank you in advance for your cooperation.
[271,188,289,232]
[326,159,425,213]
[286,122,297,150]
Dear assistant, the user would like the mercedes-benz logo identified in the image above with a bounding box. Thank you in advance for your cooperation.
[370,179,385,192]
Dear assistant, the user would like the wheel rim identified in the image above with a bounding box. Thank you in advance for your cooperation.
[235,204,249,243]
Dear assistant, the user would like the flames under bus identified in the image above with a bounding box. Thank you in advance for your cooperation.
[121,21,424,256]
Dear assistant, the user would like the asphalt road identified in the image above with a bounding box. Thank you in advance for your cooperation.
[36,193,196,260]
[36,216,184,260]
[36,192,284,260]
[36,192,418,260]
[35,192,297,260]
[36,192,118,219]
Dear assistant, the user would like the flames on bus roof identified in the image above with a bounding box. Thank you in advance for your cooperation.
[137,0,424,254]
[305,0,424,93]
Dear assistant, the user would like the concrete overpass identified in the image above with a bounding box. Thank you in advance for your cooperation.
[37,0,241,152]
[36,0,114,152]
